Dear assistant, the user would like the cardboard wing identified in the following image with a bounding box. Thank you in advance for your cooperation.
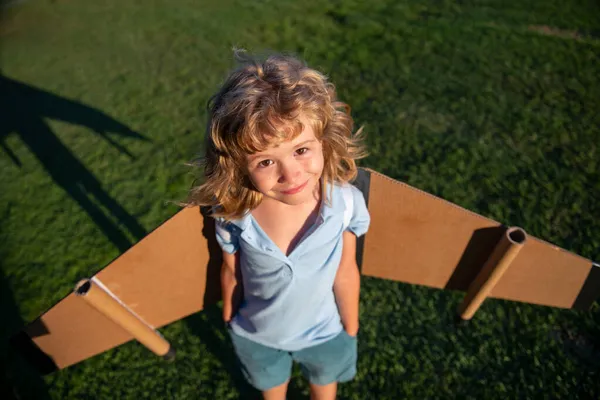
[12,168,599,373]
[359,169,598,308]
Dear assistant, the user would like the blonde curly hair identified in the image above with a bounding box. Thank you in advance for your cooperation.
[185,50,366,220]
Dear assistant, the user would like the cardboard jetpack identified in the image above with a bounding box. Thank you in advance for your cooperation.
[12,168,600,374]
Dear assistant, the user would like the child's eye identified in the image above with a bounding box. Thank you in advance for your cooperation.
[295,147,309,156]
[257,159,273,168]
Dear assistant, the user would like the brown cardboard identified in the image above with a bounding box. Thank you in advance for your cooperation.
[21,206,218,370]
[361,169,594,308]
[457,227,527,320]
[14,168,597,372]
[75,279,171,356]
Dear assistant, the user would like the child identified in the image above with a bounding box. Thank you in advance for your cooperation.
[187,51,370,400]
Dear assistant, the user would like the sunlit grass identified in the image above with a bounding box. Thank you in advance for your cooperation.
[1,0,599,398]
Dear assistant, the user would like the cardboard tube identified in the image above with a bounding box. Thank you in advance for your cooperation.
[75,278,174,360]
[457,227,527,320]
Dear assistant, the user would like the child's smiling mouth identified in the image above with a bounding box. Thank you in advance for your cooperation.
[280,180,309,195]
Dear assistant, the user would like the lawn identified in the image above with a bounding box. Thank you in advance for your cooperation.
[1,0,599,398]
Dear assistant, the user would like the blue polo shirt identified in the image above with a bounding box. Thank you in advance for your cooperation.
[214,183,370,351]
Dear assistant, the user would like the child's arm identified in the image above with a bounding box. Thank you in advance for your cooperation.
[221,250,242,323]
[333,231,361,336]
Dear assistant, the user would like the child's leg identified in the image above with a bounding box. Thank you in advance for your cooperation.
[293,330,357,397]
[228,329,293,396]
[309,381,337,400]
[262,380,289,400]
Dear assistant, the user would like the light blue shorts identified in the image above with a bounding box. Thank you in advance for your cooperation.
[228,329,358,391]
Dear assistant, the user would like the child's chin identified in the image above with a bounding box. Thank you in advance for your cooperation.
[278,196,308,206]
[277,191,315,206]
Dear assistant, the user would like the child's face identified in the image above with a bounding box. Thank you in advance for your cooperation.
[245,115,324,207]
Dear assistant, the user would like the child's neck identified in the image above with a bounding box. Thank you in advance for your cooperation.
[251,182,322,256]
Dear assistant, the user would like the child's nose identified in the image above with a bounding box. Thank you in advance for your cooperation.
[278,160,301,183]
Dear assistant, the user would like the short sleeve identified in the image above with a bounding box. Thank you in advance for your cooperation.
[214,218,239,254]
[346,185,370,237]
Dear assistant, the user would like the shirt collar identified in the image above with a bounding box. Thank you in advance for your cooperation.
[319,182,342,222]
[226,212,251,231]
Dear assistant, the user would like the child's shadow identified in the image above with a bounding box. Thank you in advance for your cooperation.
[184,208,305,399]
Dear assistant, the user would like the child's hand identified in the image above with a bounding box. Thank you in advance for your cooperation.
[344,325,359,337]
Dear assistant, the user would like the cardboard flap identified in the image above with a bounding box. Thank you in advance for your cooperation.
[362,169,594,309]
[21,207,221,370]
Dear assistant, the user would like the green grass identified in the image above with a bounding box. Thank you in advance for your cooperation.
[1,0,599,398]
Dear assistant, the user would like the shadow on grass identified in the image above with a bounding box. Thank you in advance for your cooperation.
[0,269,51,400]
[183,306,259,399]
[0,74,149,252]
